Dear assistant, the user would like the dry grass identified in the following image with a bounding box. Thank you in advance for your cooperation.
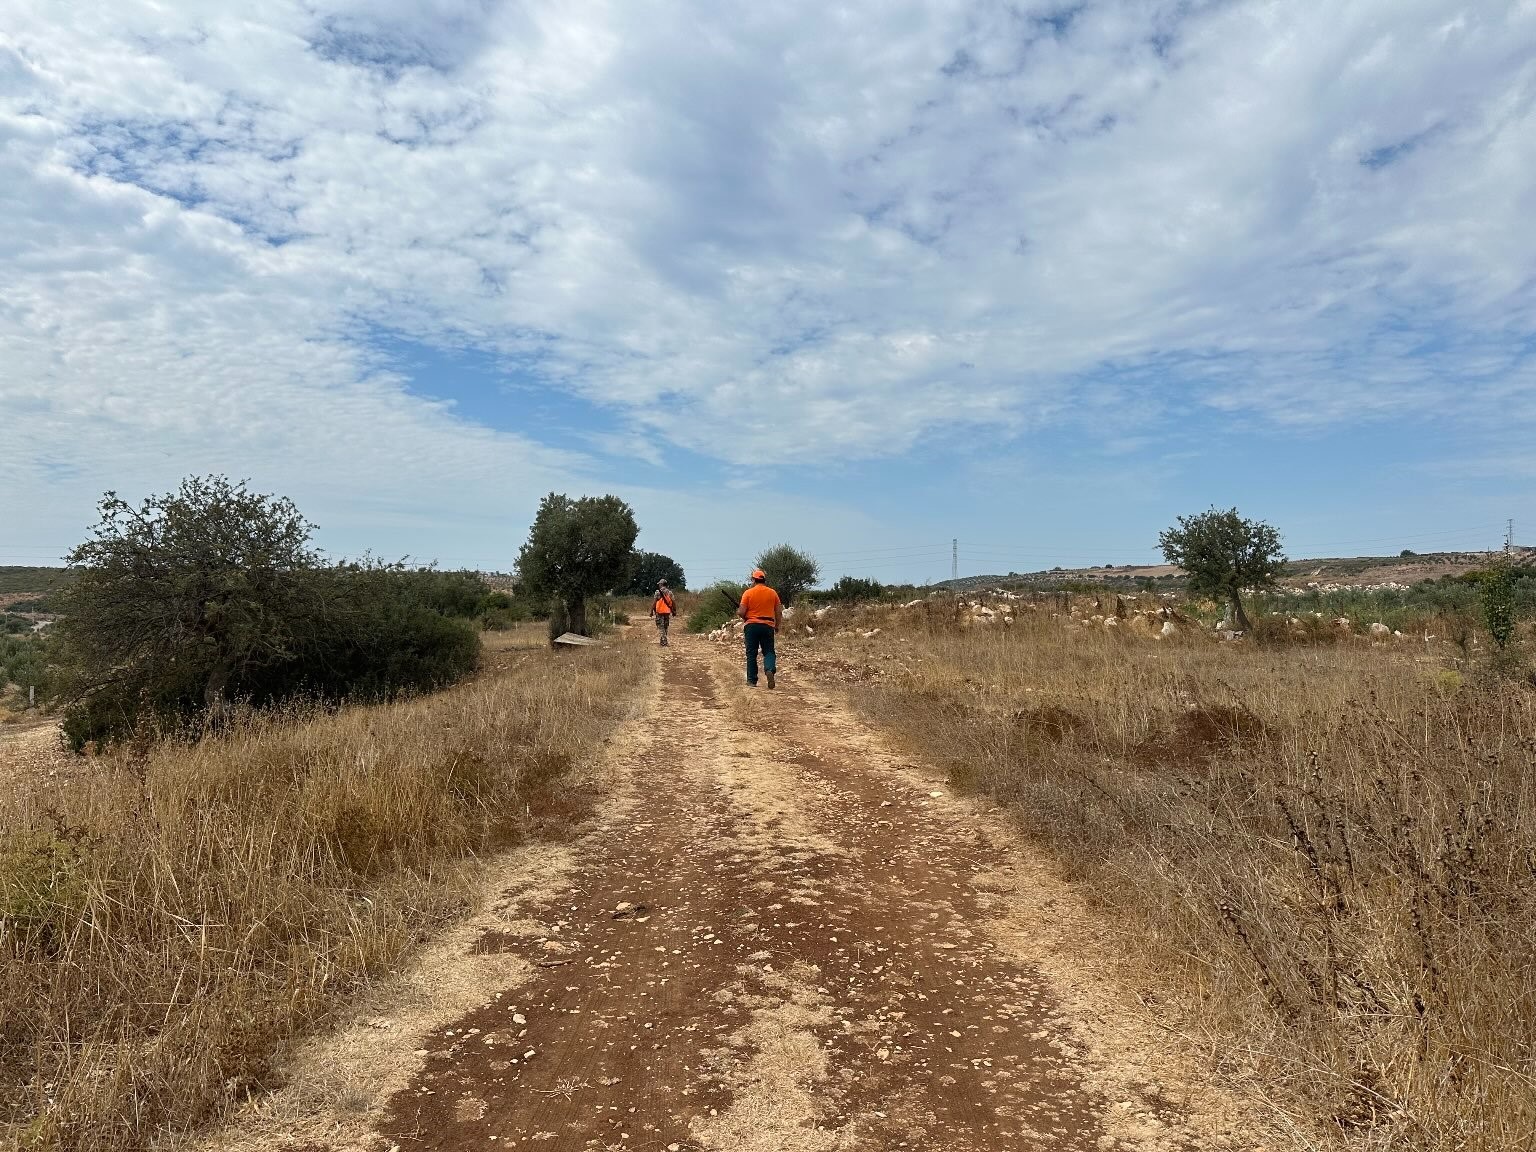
[0,635,648,1151]
[820,602,1536,1151]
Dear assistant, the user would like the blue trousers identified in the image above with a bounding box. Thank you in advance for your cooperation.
[744,623,777,684]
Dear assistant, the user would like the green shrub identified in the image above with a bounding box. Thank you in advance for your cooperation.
[688,582,744,633]
[52,478,482,748]
[0,633,52,708]
[821,576,885,604]
[1481,562,1518,650]
[477,591,526,631]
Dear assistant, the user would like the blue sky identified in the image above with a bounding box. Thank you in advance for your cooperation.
[2,0,1532,586]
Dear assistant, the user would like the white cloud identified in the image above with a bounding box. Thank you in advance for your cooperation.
[3,0,1535,559]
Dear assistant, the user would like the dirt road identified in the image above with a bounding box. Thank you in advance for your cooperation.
[230,637,1257,1152]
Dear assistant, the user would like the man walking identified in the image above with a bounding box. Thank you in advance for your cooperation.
[651,579,676,646]
[737,568,782,688]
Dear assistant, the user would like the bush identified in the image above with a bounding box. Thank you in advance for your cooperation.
[1482,561,1518,650]
[477,591,526,631]
[0,633,53,709]
[5,598,52,613]
[821,576,885,604]
[52,478,482,748]
[688,582,743,633]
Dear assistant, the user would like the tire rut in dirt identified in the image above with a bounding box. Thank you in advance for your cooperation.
[705,651,1110,1150]
[380,658,747,1149]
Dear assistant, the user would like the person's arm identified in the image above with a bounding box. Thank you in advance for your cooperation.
[737,600,749,622]
[773,597,783,630]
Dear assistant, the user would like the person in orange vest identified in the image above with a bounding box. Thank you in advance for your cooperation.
[736,568,783,688]
[650,579,677,646]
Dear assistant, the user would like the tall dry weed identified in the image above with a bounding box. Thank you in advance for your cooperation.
[0,640,648,1151]
[836,609,1535,1150]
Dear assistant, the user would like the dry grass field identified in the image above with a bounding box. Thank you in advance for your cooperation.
[807,599,1535,1151]
[0,629,648,1151]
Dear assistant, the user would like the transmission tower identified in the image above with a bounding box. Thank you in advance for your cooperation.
[1508,518,1515,553]
[952,539,958,582]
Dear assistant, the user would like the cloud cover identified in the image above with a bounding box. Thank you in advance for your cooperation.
[3,0,1535,566]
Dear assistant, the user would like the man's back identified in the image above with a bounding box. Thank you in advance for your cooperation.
[739,583,780,624]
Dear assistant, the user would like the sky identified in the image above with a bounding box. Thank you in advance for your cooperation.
[2,0,1533,588]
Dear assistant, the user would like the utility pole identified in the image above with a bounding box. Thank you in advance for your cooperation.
[952,539,958,582]
[1507,518,1515,554]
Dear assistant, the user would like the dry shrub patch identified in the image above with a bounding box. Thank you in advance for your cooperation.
[0,640,647,1151]
[839,614,1536,1150]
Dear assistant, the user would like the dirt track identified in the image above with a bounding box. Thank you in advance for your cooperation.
[216,636,1262,1152]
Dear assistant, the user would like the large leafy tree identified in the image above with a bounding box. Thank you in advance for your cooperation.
[54,476,325,725]
[618,550,686,595]
[1159,507,1284,631]
[754,543,820,606]
[518,493,639,638]
[52,477,483,746]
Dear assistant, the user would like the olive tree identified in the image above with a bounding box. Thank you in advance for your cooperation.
[52,477,483,747]
[754,544,820,606]
[518,493,639,639]
[1158,507,1284,631]
[53,477,324,737]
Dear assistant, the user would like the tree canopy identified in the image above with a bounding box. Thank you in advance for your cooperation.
[755,544,820,606]
[1158,507,1284,631]
[52,476,481,746]
[518,493,639,638]
[618,550,686,595]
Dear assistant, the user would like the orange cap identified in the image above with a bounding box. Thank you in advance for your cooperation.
[751,568,766,581]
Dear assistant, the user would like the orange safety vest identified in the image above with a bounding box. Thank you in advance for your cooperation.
[653,590,675,615]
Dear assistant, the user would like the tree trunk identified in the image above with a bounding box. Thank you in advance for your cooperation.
[204,659,232,710]
[566,594,589,637]
[1230,593,1251,632]
[546,600,569,645]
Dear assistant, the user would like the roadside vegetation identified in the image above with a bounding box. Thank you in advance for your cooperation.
[815,584,1534,1150]
[49,478,488,749]
[0,475,663,1150]
[686,581,746,634]
[0,633,647,1150]
[0,634,52,716]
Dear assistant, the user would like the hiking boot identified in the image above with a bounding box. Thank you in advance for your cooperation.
[766,670,776,689]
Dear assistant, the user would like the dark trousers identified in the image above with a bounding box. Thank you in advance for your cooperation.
[744,623,776,684]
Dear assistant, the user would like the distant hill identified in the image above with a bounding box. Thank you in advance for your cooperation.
[0,566,71,596]
[934,548,1533,595]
